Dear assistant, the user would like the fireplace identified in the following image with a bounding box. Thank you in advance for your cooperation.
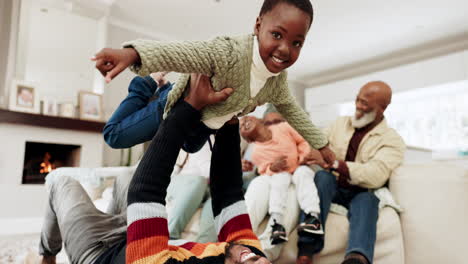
[22,142,81,184]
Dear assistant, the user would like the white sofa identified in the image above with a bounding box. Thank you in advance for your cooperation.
[389,162,468,264]
[61,161,467,264]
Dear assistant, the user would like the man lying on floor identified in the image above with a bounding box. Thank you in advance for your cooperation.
[39,78,270,264]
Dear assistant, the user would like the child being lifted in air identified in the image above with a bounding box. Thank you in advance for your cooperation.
[93,0,335,165]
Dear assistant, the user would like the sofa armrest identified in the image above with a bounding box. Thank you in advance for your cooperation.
[389,162,468,264]
[46,166,134,200]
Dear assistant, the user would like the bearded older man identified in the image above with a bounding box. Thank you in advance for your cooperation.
[296,81,406,264]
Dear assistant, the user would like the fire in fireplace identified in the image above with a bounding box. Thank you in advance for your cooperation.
[22,142,81,184]
[39,152,54,174]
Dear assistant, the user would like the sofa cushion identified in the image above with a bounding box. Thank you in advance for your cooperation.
[267,207,403,264]
[180,209,202,241]
[390,163,468,264]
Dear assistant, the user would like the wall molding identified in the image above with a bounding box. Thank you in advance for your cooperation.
[299,32,468,88]
[2,0,21,109]
[0,109,105,132]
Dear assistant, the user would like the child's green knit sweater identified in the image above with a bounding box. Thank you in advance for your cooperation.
[124,34,327,149]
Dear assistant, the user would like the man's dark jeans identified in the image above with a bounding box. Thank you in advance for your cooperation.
[298,170,379,264]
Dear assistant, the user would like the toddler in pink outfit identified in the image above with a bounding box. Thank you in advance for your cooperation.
[241,114,325,245]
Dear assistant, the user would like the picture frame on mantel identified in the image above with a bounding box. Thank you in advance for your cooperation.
[9,80,40,114]
[78,91,103,121]
[41,98,58,116]
[58,102,76,118]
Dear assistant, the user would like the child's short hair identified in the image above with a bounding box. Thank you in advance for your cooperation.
[259,0,314,25]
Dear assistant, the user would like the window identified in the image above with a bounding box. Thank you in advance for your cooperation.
[339,80,468,151]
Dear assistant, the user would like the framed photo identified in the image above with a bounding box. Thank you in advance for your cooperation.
[78,91,103,121]
[58,102,76,118]
[41,98,58,116]
[9,80,40,113]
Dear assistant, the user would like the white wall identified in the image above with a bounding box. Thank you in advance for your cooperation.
[0,0,10,106]
[288,80,307,107]
[305,49,468,127]
[15,0,99,105]
[0,0,16,108]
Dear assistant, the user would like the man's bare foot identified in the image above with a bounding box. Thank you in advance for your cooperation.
[296,255,312,264]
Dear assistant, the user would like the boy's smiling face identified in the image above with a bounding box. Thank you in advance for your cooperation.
[254,2,311,73]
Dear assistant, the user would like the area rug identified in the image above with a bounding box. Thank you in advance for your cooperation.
[0,234,68,264]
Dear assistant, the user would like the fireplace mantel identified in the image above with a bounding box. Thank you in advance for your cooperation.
[0,109,104,219]
[0,108,105,132]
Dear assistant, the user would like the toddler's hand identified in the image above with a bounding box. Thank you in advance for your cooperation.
[270,156,288,173]
[242,159,254,172]
[302,149,326,168]
[92,48,140,83]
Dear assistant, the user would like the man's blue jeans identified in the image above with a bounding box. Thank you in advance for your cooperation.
[103,76,213,153]
[298,170,379,264]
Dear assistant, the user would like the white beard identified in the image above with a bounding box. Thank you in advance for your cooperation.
[351,110,376,128]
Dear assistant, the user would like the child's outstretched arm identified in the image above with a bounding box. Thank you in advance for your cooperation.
[273,82,336,166]
[93,37,235,83]
[92,47,140,83]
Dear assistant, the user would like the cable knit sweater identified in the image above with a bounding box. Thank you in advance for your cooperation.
[126,101,263,264]
[123,34,328,149]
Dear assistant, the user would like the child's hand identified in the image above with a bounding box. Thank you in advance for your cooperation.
[242,159,254,172]
[318,145,336,168]
[302,149,327,168]
[184,74,233,110]
[92,48,140,83]
[270,156,288,173]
